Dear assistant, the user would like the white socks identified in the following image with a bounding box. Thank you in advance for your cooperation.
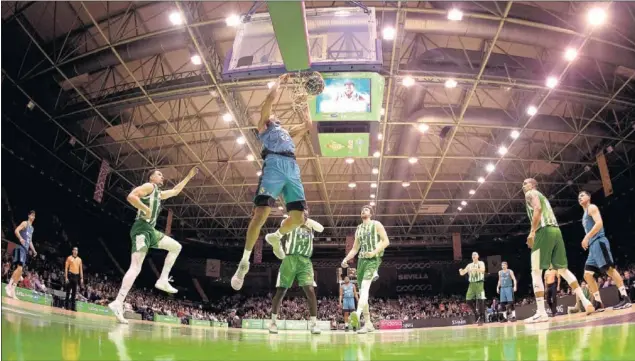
[241,250,252,262]
[593,291,602,303]
[310,316,317,324]
[272,314,277,321]
[356,280,371,315]
[116,251,146,304]
[535,297,546,315]
[618,286,627,297]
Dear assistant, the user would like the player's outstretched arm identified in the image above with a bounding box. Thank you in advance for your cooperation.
[127,183,154,216]
[258,74,288,133]
[161,167,198,200]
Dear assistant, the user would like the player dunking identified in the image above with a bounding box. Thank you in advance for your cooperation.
[340,276,359,331]
[269,211,324,334]
[5,210,37,299]
[496,261,517,322]
[108,167,198,323]
[459,252,486,326]
[341,205,390,334]
[522,178,594,323]
[578,191,632,310]
[232,74,313,291]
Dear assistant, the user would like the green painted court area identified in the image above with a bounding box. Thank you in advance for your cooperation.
[2,301,634,360]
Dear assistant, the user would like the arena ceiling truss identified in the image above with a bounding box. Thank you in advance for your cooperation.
[2,1,635,249]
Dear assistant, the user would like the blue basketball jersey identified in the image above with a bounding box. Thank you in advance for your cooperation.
[582,206,605,243]
[499,270,513,288]
[18,223,33,250]
[342,283,354,298]
[258,121,295,157]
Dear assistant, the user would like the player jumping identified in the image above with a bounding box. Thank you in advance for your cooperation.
[108,167,198,323]
[341,205,390,334]
[269,211,324,334]
[232,74,313,291]
[459,252,486,326]
[496,261,517,322]
[340,275,359,331]
[5,210,37,299]
[522,178,594,323]
[578,191,632,310]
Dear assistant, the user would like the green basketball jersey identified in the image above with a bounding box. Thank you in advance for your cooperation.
[135,183,161,227]
[466,261,485,283]
[355,220,383,258]
[525,190,558,229]
[284,226,313,258]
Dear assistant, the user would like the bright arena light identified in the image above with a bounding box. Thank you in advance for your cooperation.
[564,48,578,62]
[382,26,396,40]
[169,12,184,26]
[222,113,233,122]
[408,157,418,164]
[485,163,496,172]
[402,181,410,187]
[448,8,464,21]
[226,14,242,27]
[457,206,463,211]
[498,146,508,155]
[246,154,255,161]
[371,183,378,188]
[278,206,284,211]
[190,55,202,65]
[461,201,467,206]
[402,76,415,87]
[510,130,520,139]
[477,176,485,183]
[257,171,262,176]
[469,189,476,195]
[345,158,354,164]
[380,108,385,116]
[546,76,559,89]
[236,136,246,145]
[377,133,383,140]
[587,7,607,26]
[372,167,379,175]
[370,194,376,199]
[526,105,538,116]
[445,79,458,88]
[267,81,276,89]
[418,123,429,133]
[373,151,381,158]
[348,182,357,188]
[370,201,376,206]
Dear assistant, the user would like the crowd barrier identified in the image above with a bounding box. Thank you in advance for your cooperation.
[1,283,53,306]
[241,318,331,331]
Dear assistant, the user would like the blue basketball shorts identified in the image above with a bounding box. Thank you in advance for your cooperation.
[342,297,355,312]
[254,155,306,211]
[500,286,514,303]
[585,237,614,273]
[12,246,28,266]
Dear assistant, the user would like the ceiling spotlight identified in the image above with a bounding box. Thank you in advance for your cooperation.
[402,76,415,87]
[373,151,381,158]
[372,167,379,175]
[564,48,578,61]
[169,12,184,26]
[510,130,520,139]
[546,76,558,89]
[498,146,508,155]
[278,206,284,211]
[485,163,496,172]
[477,176,485,183]
[257,170,262,176]
[370,201,376,206]
[380,108,385,116]
[236,136,246,145]
[461,201,467,206]
[222,113,233,122]
[445,79,458,88]
[348,182,357,188]
[345,158,355,164]
[283,214,289,218]
[469,189,476,195]
[226,14,242,27]
[526,105,538,116]
[584,165,591,172]
[371,183,378,188]
[418,123,430,133]
[334,10,351,17]
[587,7,607,26]
[408,157,418,164]
[267,81,276,89]
[457,206,463,211]
[190,55,202,65]
[447,8,464,21]
[377,133,383,140]
[382,26,396,40]
[246,154,255,161]
[402,181,410,188]
[370,194,376,199]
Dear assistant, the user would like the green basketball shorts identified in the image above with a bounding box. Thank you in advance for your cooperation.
[130,220,164,253]
[531,226,568,270]
[466,281,485,300]
[276,254,315,289]
[356,257,381,282]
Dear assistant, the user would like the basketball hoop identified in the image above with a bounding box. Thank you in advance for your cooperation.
[288,71,324,113]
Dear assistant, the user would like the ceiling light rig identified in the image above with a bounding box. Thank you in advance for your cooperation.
[402,76,415,87]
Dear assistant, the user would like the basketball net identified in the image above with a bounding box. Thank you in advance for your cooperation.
[289,72,310,113]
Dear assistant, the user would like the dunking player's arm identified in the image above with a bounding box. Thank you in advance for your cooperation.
[259,74,312,139]
[525,190,542,248]
[581,204,603,250]
[159,167,198,200]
